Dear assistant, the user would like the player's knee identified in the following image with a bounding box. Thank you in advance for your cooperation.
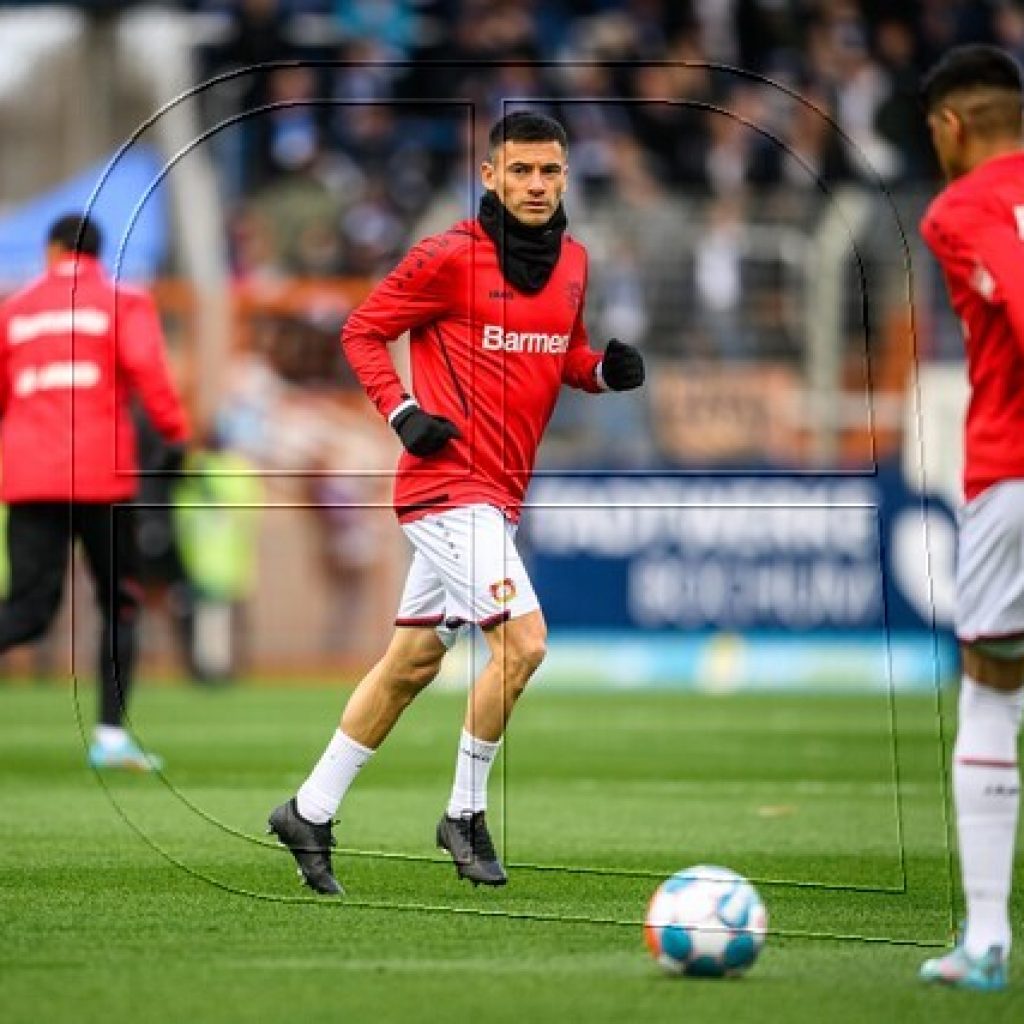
[962,643,1024,691]
[392,653,442,696]
[505,633,547,683]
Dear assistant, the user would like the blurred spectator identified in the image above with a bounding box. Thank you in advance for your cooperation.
[694,195,749,359]
[230,207,288,287]
[332,0,416,57]
[252,65,326,184]
[994,1,1024,66]
[874,18,936,181]
[776,83,850,193]
[199,0,304,197]
[305,413,392,661]
[629,61,712,188]
[339,180,406,275]
[173,445,264,684]
[203,0,296,103]
[555,65,632,196]
[734,0,802,74]
[705,85,779,193]
[827,12,903,182]
[249,94,343,274]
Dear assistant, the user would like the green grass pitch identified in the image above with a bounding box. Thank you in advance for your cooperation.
[1,682,1022,1023]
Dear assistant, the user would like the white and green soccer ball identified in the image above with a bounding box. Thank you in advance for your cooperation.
[644,865,768,978]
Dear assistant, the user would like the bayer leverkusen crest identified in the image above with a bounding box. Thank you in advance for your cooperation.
[489,578,516,604]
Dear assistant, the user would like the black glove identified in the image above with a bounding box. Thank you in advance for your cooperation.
[601,338,645,391]
[391,404,461,457]
[158,442,189,476]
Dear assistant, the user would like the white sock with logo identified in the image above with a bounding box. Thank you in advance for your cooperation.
[447,729,502,818]
[954,675,1024,958]
[296,729,374,825]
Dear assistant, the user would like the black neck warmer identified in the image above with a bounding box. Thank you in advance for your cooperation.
[477,190,567,294]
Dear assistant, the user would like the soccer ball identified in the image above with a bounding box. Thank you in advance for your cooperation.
[644,865,767,978]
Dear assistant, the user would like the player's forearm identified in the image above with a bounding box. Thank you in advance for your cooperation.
[341,328,409,420]
[561,347,605,393]
[143,381,191,443]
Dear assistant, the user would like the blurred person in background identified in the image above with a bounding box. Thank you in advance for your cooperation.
[267,111,645,895]
[0,214,190,770]
[198,0,303,199]
[306,461,388,664]
[173,443,263,686]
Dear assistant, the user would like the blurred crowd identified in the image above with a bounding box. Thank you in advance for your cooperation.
[189,0,1024,283]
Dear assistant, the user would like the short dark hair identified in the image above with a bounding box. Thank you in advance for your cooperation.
[488,111,568,157]
[47,213,102,257]
[921,44,1023,111]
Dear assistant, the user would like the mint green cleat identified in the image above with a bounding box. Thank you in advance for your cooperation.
[88,739,164,772]
[920,943,1007,991]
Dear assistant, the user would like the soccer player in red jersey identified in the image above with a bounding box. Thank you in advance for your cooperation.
[269,112,645,893]
[918,47,1024,990]
[0,214,191,770]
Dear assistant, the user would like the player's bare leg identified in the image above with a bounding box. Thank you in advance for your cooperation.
[464,610,547,741]
[268,627,446,895]
[340,626,448,747]
[921,643,1023,990]
[437,610,547,886]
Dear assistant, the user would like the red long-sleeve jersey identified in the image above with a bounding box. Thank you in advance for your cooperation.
[921,150,1024,500]
[0,255,190,502]
[342,218,603,522]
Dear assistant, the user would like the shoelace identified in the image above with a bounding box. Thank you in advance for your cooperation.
[458,812,497,861]
[313,824,337,849]
[302,817,337,850]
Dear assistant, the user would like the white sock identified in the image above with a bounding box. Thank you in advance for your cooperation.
[296,729,374,825]
[447,729,502,818]
[94,724,128,748]
[954,675,1024,958]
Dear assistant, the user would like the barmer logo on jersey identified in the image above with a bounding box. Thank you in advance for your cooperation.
[489,578,517,604]
[482,324,569,354]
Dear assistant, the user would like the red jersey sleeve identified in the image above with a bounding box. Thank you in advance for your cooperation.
[116,290,191,443]
[342,236,462,420]
[0,303,9,416]
[559,260,603,393]
[926,195,1024,352]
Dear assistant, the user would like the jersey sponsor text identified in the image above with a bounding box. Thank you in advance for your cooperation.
[482,323,569,354]
[14,360,101,396]
[8,308,110,345]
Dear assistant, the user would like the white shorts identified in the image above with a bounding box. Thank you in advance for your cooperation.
[395,504,540,647]
[956,479,1024,645]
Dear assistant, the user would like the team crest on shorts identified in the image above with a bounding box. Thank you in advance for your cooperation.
[489,578,516,604]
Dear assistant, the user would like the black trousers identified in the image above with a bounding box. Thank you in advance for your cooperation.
[0,502,139,726]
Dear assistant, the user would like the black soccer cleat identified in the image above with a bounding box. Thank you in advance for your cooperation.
[267,798,344,895]
[436,811,508,886]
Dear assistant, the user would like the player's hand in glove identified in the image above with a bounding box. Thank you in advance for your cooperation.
[391,404,461,457]
[159,442,189,476]
[600,338,645,391]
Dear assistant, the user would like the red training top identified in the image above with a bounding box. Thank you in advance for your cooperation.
[921,150,1024,500]
[0,254,190,502]
[342,218,603,522]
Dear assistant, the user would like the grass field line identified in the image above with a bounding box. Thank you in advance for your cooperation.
[305,846,908,892]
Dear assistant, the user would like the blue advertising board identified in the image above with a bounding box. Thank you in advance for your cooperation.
[517,465,957,692]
